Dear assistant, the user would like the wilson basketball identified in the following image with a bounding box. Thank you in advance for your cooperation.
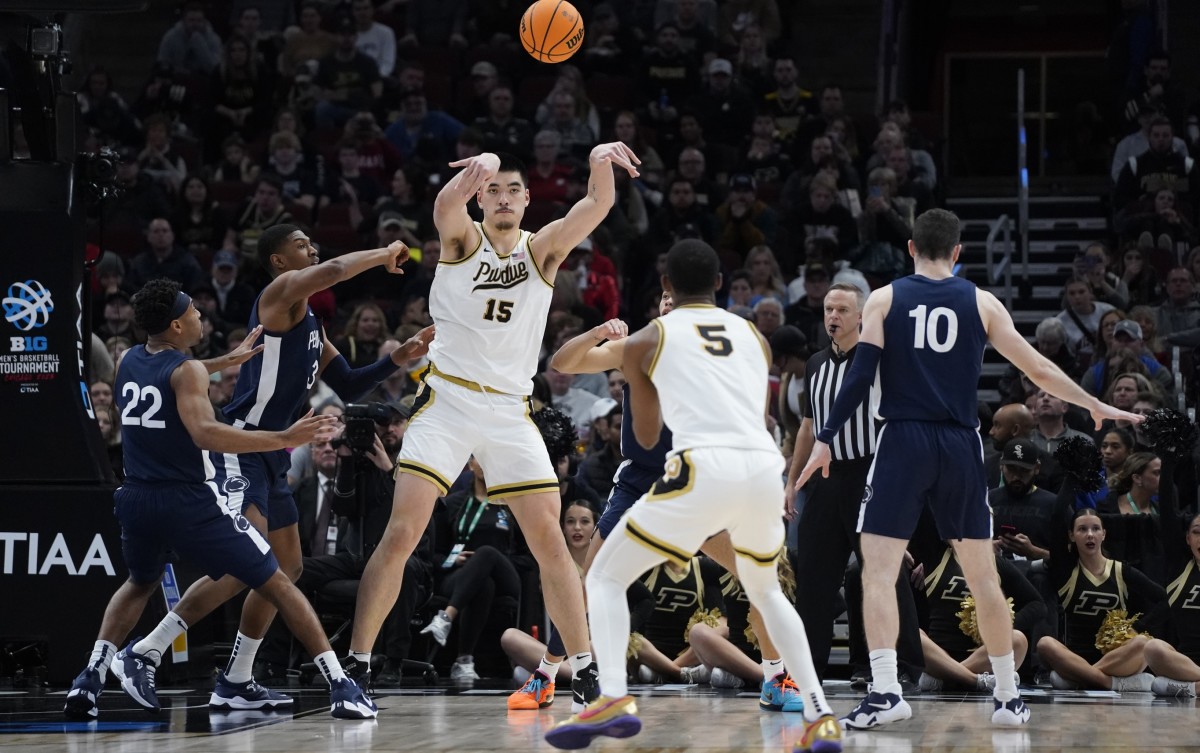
[520,0,585,64]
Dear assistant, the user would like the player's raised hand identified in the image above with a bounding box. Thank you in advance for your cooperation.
[1089,401,1143,430]
[588,142,641,178]
[393,324,435,364]
[282,409,340,447]
[225,324,265,366]
[382,240,410,273]
[795,441,832,489]
[592,318,628,343]
[449,152,501,195]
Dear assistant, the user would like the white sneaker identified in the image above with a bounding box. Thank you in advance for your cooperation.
[1151,676,1197,697]
[710,667,746,689]
[450,659,479,682]
[1110,672,1153,692]
[636,664,662,684]
[840,691,912,730]
[991,697,1031,726]
[1049,672,1080,690]
[679,664,712,685]
[419,610,452,647]
[917,673,944,692]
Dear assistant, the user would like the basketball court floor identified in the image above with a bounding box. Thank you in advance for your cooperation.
[0,680,1194,752]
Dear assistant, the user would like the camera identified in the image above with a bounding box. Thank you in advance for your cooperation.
[334,402,393,453]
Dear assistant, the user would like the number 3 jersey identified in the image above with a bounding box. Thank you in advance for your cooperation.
[427,222,553,395]
[648,304,777,454]
[116,345,203,485]
[880,275,988,429]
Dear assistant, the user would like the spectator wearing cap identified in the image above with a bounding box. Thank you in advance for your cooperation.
[384,88,464,163]
[985,403,1063,492]
[350,0,397,77]
[790,173,859,258]
[714,173,777,259]
[157,1,223,75]
[769,324,809,459]
[575,399,623,499]
[376,210,420,251]
[97,290,136,341]
[1111,103,1190,183]
[638,23,700,131]
[648,177,715,247]
[784,262,832,352]
[657,0,718,56]
[989,438,1056,563]
[1030,390,1094,458]
[314,15,383,129]
[1080,319,1176,399]
[454,61,499,123]
[475,85,534,161]
[398,0,469,51]
[209,249,256,326]
[127,217,204,292]
[94,251,130,302]
[279,2,336,78]
[688,58,755,148]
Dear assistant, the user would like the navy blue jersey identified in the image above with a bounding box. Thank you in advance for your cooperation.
[116,345,206,485]
[879,275,987,429]
[620,383,671,472]
[224,293,323,430]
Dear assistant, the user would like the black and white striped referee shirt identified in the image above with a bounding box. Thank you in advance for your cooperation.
[803,344,879,460]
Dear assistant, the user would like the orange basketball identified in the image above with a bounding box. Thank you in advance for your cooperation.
[520,0,585,64]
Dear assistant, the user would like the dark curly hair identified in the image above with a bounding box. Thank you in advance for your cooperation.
[131,278,182,334]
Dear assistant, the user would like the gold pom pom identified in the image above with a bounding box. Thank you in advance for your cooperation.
[683,607,722,644]
[1095,609,1146,654]
[627,631,644,660]
[778,557,797,602]
[957,595,1016,646]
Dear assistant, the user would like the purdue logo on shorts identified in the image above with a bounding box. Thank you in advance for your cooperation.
[649,452,694,501]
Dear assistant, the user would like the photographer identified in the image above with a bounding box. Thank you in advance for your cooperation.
[258,402,433,686]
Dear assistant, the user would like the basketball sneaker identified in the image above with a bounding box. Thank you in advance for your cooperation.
[329,677,377,719]
[1152,677,1197,698]
[450,658,480,682]
[1048,672,1080,690]
[208,671,294,710]
[544,695,641,750]
[340,654,372,693]
[794,714,843,753]
[570,662,600,713]
[848,669,871,691]
[420,610,452,647]
[917,672,943,692]
[111,641,160,712]
[760,673,805,712]
[508,669,555,710]
[679,664,712,685]
[710,667,746,688]
[990,697,1031,726]
[839,691,912,730]
[1110,672,1154,692]
[63,667,103,719]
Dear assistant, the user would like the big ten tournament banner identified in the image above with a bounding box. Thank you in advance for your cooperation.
[0,159,112,482]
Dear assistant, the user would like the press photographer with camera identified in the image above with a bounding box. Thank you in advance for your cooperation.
[257,402,434,685]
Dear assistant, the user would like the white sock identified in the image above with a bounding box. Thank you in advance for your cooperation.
[89,640,117,682]
[351,651,371,665]
[224,632,262,684]
[569,652,593,676]
[314,651,347,684]
[869,649,900,695]
[762,658,785,682]
[133,613,188,664]
[990,652,1018,702]
[538,656,562,680]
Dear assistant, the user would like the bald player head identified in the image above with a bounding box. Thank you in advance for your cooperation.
[989,402,1035,452]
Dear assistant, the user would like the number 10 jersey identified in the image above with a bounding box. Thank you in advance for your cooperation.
[427,222,553,395]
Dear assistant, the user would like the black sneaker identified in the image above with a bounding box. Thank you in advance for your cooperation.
[340,655,373,694]
[849,669,872,691]
[570,662,599,713]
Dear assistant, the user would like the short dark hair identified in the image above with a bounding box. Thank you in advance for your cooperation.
[131,278,182,334]
[666,239,720,297]
[912,208,961,261]
[258,223,301,272]
[493,152,528,187]
[1148,116,1173,131]
[257,173,284,194]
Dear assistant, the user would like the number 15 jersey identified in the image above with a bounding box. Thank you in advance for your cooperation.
[428,222,553,395]
[879,275,987,429]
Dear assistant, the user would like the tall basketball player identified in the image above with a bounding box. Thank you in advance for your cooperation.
[64,279,375,720]
[545,240,842,753]
[797,208,1141,729]
[348,144,640,710]
[115,227,433,712]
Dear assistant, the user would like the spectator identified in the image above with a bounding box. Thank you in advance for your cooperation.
[1081,320,1175,399]
[1129,305,1169,365]
[373,168,434,242]
[784,261,832,350]
[1056,276,1116,356]
[535,65,601,142]
[399,0,469,50]
[526,130,572,206]
[278,2,336,78]
[1119,245,1162,308]
[791,174,858,258]
[714,174,777,258]
[1155,267,1200,338]
[77,66,139,144]
[785,133,862,202]
[314,15,382,129]
[826,115,862,165]
[126,218,203,292]
[647,177,715,246]
[321,139,381,216]
[173,175,229,256]
[579,3,635,75]
[725,269,753,310]
[1102,453,1162,518]
[675,147,723,208]
[852,166,912,284]
[334,302,389,369]
[459,61,500,123]
[575,402,623,499]
[1030,390,1093,457]
[131,62,193,138]
[102,148,172,231]
[718,0,781,46]
[742,245,787,305]
[223,175,295,260]
[211,134,261,184]
[1074,243,1131,310]
[988,438,1057,562]
[97,290,136,341]
[384,88,463,164]
[351,0,397,77]
[343,111,402,189]
[1115,117,1200,218]
[885,147,935,214]
[881,98,931,153]
[1111,103,1190,183]
[796,84,848,151]
[208,35,272,161]
[228,0,293,36]
[232,5,278,72]
[639,23,699,132]
[1121,189,1197,255]
[752,297,783,338]
[157,1,223,76]
[266,131,320,211]
[1092,309,1128,366]
[762,55,812,148]
[541,91,596,161]
[137,114,188,195]
[208,249,256,326]
[732,23,772,97]
[688,58,755,148]
[1122,50,1188,133]
[475,85,534,160]
[659,0,718,56]
[865,121,938,191]
[271,108,324,179]
[545,365,600,433]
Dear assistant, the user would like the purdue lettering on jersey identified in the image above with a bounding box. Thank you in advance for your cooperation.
[471,260,530,291]
[1058,559,1129,654]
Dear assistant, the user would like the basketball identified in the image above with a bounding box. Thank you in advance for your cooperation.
[519,0,585,64]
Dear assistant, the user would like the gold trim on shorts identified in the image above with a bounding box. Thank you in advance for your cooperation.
[624,520,690,566]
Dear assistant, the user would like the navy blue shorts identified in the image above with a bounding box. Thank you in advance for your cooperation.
[210,449,298,530]
[114,483,279,589]
[597,462,661,539]
[858,420,992,541]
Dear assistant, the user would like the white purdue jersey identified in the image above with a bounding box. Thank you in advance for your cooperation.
[649,304,778,454]
[427,221,553,395]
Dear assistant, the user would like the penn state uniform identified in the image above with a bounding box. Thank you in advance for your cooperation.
[620,304,786,568]
[860,275,992,540]
[217,292,324,529]
[639,558,724,659]
[114,345,277,589]
[595,383,673,539]
[398,221,559,499]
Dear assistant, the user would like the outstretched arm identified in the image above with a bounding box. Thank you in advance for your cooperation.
[434,153,497,261]
[530,142,641,271]
[260,240,408,320]
[550,319,627,374]
[199,325,264,374]
[622,322,662,450]
[318,325,434,402]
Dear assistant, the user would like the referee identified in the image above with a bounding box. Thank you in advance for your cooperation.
[786,282,924,681]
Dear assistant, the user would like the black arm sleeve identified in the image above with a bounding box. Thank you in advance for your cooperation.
[700,557,726,612]
[1125,564,1170,635]
[1048,476,1080,590]
[1156,454,1192,575]
[997,556,1048,636]
[627,581,656,635]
